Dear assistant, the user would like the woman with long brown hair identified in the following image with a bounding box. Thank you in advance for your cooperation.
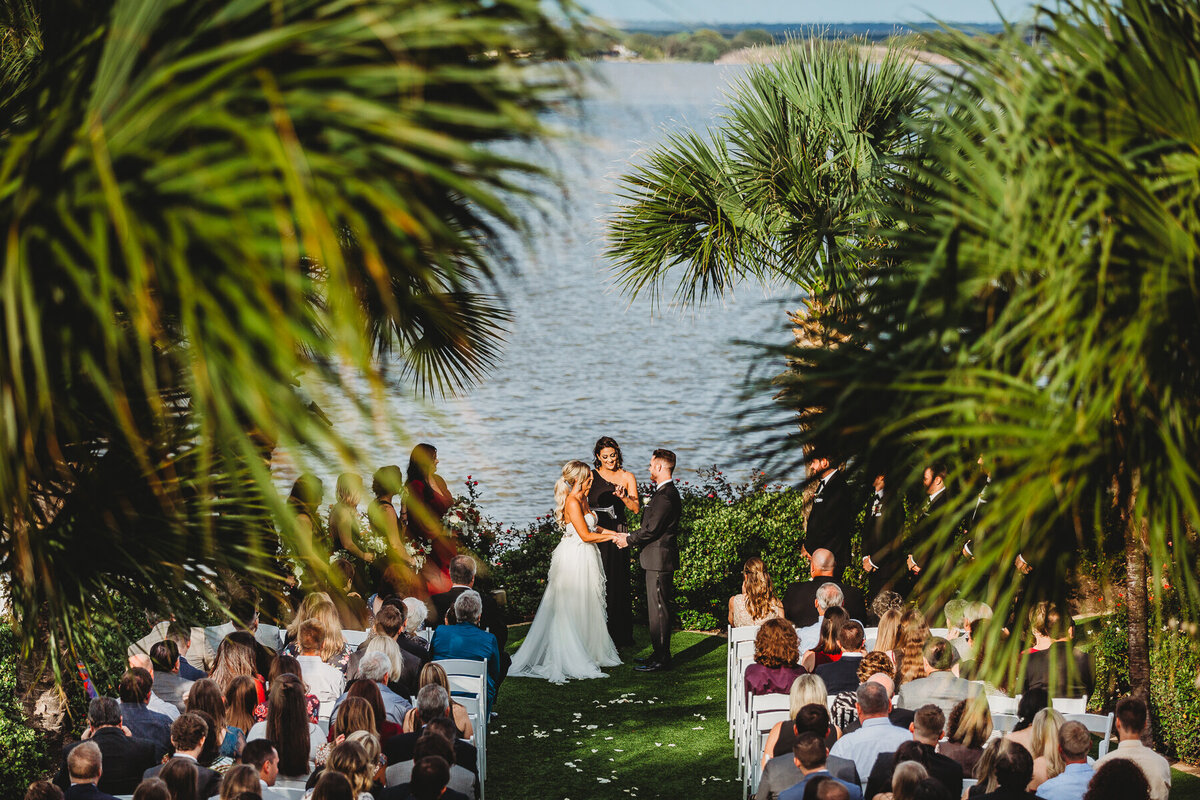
[343,679,402,742]
[801,605,847,672]
[404,443,456,594]
[744,618,806,696]
[589,436,639,648]
[728,556,785,628]
[895,606,931,686]
[185,680,240,762]
[247,673,321,778]
[223,675,256,745]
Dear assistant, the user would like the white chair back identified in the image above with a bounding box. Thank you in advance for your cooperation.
[1051,695,1088,714]
[987,694,1019,715]
[992,713,1020,733]
[1064,712,1115,757]
[929,627,950,638]
[435,658,489,790]
[342,628,368,647]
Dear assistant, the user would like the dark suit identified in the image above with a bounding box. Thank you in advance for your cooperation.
[1021,641,1094,698]
[64,784,118,800]
[862,489,908,603]
[782,578,866,628]
[55,728,157,796]
[864,743,963,800]
[118,701,173,759]
[803,469,854,577]
[430,585,508,650]
[626,479,682,666]
[143,756,223,799]
[383,728,478,776]
[815,654,864,694]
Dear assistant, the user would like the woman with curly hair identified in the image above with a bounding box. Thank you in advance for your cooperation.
[828,650,896,730]
[744,618,806,697]
[801,605,847,672]
[938,696,993,775]
[895,606,931,686]
[728,556,785,628]
[760,673,834,766]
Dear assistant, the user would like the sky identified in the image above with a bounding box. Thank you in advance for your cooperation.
[580,0,1036,25]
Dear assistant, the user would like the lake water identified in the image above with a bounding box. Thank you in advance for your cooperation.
[300,63,802,526]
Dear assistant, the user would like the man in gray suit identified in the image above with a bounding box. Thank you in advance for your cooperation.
[897,637,982,722]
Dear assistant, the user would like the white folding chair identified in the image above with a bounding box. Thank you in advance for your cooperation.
[962,778,978,793]
[992,713,1020,734]
[727,625,760,732]
[929,627,950,638]
[729,638,756,740]
[987,694,1019,715]
[1052,695,1088,714]
[342,628,368,647]
[1064,712,1115,757]
[741,693,790,788]
[749,707,792,794]
[863,627,878,651]
[435,657,489,794]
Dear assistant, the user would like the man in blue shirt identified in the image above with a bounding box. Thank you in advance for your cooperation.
[1036,721,1094,800]
[430,589,501,712]
[829,681,911,784]
[779,732,864,800]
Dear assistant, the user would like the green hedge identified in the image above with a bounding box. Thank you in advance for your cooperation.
[0,626,52,798]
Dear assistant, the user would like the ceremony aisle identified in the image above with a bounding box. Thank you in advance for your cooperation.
[492,624,738,799]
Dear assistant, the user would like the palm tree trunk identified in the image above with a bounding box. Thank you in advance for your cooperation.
[1119,462,1153,741]
[15,609,70,752]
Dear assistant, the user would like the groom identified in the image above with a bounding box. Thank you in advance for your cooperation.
[624,448,681,673]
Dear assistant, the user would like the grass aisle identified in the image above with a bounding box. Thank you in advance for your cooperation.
[490,624,739,799]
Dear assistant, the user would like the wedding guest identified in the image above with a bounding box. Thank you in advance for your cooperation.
[1035,721,1094,800]
[190,588,281,672]
[880,760,928,800]
[56,697,157,796]
[730,557,786,628]
[217,765,260,800]
[329,652,412,728]
[347,603,422,690]
[829,682,911,784]
[974,738,1037,800]
[871,591,905,622]
[126,655,182,721]
[871,608,904,669]
[341,679,402,743]
[149,641,195,713]
[1021,603,1093,699]
[61,742,114,800]
[402,663,473,741]
[357,633,419,702]
[430,555,508,651]
[247,674,321,779]
[295,620,347,718]
[308,771,354,800]
[777,731,864,800]
[815,620,866,693]
[1093,696,1170,800]
[895,607,931,686]
[589,436,639,648]
[938,697,992,776]
[209,636,264,700]
[315,697,375,768]
[763,675,835,763]
[897,637,982,722]
[829,651,895,731]
[254,655,319,724]
[239,740,281,799]
[223,677,256,753]
[186,680,242,761]
[783,549,866,628]
[1006,690,1049,754]
[380,754,465,800]
[429,591,500,712]
[24,781,63,800]
[798,583,846,653]
[117,669,173,759]
[1081,759,1150,800]
[802,606,848,672]
[142,712,222,798]
[404,444,456,595]
[865,705,963,800]
[746,619,807,697]
[307,740,375,799]
[1028,708,1066,790]
[383,687,477,778]
[284,594,353,675]
[757,703,859,800]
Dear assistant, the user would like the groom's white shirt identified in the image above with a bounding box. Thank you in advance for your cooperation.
[654,478,674,491]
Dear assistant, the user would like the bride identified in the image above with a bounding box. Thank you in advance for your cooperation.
[509,460,627,683]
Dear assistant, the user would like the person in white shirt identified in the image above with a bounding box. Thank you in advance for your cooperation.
[1094,696,1171,800]
[295,619,346,718]
[828,681,911,786]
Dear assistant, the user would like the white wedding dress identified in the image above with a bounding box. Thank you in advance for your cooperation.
[508,512,622,683]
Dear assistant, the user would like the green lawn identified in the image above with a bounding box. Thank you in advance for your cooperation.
[1174,768,1200,799]
[490,624,738,799]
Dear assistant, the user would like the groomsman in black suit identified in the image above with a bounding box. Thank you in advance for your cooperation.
[905,462,950,580]
[626,449,682,673]
[802,454,854,580]
[861,473,907,604]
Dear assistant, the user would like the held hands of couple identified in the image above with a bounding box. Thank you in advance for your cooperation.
[609,530,630,549]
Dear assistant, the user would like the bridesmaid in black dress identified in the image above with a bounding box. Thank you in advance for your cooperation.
[589,436,639,648]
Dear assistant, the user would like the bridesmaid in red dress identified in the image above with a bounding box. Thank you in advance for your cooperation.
[403,443,456,595]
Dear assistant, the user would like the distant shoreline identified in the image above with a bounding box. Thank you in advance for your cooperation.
[714,43,955,66]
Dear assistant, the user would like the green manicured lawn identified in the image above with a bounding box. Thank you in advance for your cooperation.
[491,624,738,799]
[1174,768,1200,799]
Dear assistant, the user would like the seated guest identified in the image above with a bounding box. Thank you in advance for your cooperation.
[316,697,376,767]
[240,739,284,800]
[346,604,421,699]
[895,608,931,687]
[341,677,403,742]
[295,619,347,718]
[308,771,354,800]
[729,557,786,627]
[815,619,865,690]
[283,593,353,675]
[381,755,469,800]
[357,634,417,703]
[247,673,321,779]
[117,668,173,759]
[149,641,195,713]
[897,637,982,722]
[937,697,992,776]
[305,739,376,798]
[383,687,477,775]
[778,732,864,800]
[216,764,261,799]
[1029,708,1066,789]
[871,609,904,670]
[130,779,169,800]
[757,703,859,800]
[223,676,257,755]
[957,602,994,662]
[803,606,848,672]
[191,588,282,672]
[881,759,928,800]
[1035,721,1094,800]
[62,742,117,800]
[209,635,267,703]
[829,682,912,784]
[142,712,222,798]
[829,651,895,731]
[1093,696,1170,800]
[865,704,963,800]
[126,655,181,721]
[156,759,200,800]
[1082,759,1150,800]
[1021,603,1093,699]
[383,728,476,799]
[784,548,867,628]
[24,781,64,800]
[1006,690,1049,753]
[429,590,501,713]
[186,680,240,763]
[403,663,474,741]
[746,619,807,697]
[763,677,836,763]
[975,738,1038,800]
[328,652,412,728]
[431,556,508,651]
[798,584,846,653]
[55,697,157,796]
[396,597,431,661]
[255,655,319,724]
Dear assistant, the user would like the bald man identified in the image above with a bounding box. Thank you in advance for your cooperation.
[782,549,866,628]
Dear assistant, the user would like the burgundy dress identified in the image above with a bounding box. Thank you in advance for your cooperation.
[744,663,807,696]
[404,477,455,590]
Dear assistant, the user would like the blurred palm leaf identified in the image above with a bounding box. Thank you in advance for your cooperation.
[0,0,584,672]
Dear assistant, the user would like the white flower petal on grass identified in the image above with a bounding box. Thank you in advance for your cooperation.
[597,778,611,783]
[604,736,613,740]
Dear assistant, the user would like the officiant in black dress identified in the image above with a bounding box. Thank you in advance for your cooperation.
[588,436,638,648]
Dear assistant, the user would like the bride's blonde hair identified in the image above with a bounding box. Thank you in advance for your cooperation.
[554,460,592,524]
